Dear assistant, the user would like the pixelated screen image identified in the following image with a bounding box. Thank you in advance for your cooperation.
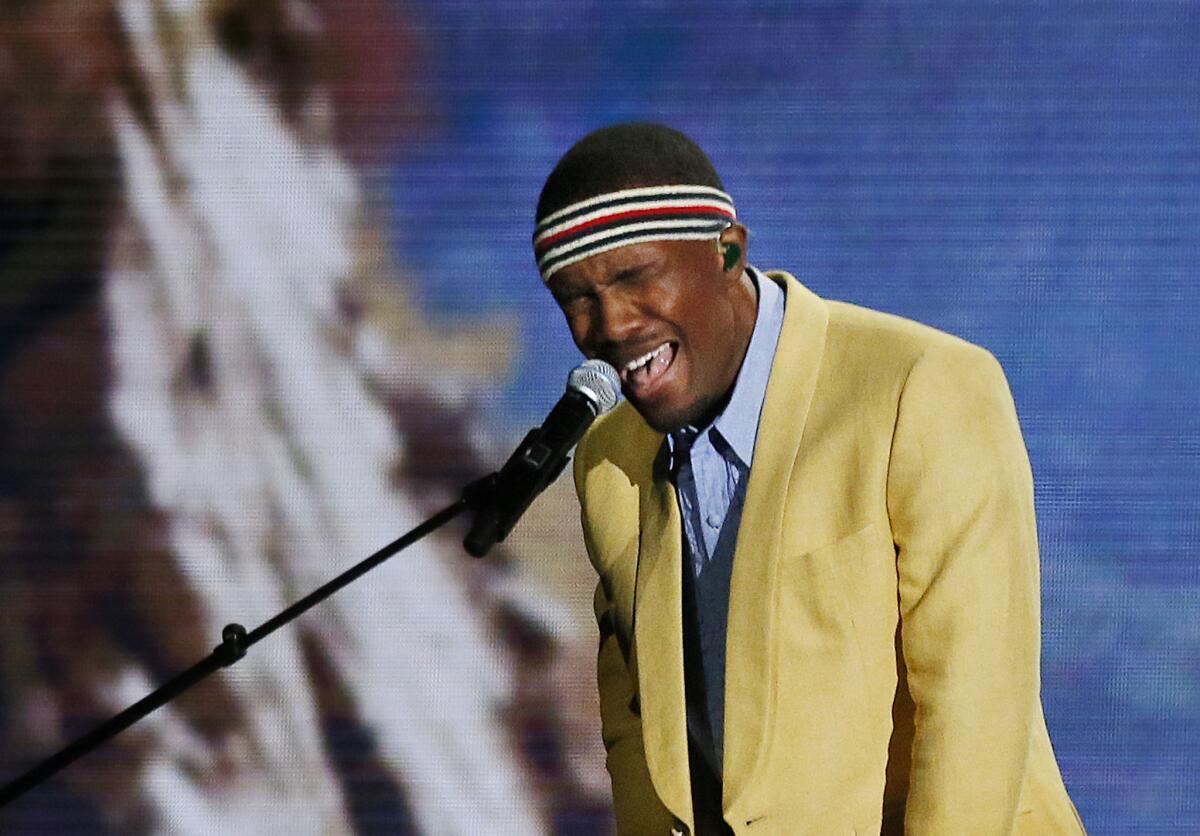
[0,0,1196,832]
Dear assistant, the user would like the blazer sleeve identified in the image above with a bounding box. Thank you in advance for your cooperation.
[886,342,1041,833]
[574,435,675,835]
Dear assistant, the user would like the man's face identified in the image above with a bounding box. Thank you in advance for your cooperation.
[547,235,755,433]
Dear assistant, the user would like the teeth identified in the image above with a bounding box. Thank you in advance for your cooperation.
[624,343,668,374]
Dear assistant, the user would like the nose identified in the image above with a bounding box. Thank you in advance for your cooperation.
[590,289,640,351]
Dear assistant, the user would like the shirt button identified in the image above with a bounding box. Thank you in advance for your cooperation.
[705,512,722,529]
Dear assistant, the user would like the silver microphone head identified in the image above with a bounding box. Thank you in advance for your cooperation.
[567,359,621,415]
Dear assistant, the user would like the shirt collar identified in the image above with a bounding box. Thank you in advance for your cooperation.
[664,266,786,469]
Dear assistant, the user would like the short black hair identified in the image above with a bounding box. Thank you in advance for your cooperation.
[536,123,724,222]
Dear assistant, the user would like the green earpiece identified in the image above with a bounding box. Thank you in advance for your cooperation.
[721,242,742,271]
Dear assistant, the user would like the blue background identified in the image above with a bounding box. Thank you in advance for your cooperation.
[385,1,1200,830]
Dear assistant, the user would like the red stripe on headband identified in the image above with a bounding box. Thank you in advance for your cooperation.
[535,204,735,252]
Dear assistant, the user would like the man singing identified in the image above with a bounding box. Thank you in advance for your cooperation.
[535,123,1084,835]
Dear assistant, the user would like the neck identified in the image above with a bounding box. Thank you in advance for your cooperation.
[694,269,758,430]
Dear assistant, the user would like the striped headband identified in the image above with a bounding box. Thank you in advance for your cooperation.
[533,184,736,282]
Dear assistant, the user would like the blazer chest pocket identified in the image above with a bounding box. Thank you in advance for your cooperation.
[780,523,899,675]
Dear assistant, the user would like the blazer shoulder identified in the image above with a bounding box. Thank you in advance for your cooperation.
[821,296,1003,382]
[573,401,660,503]
[572,401,659,573]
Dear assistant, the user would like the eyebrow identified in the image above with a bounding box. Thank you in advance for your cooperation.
[552,259,657,304]
[551,283,586,304]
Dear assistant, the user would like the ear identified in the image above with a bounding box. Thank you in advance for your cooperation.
[716,222,749,274]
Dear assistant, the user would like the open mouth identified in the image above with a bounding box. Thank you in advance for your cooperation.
[619,341,677,398]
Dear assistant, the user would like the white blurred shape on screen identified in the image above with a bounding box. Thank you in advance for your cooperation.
[103,0,543,832]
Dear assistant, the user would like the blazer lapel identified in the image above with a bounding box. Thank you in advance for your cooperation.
[627,272,829,826]
[634,461,693,826]
[722,273,829,811]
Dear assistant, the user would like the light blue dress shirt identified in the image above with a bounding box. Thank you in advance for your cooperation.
[667,267,786,776]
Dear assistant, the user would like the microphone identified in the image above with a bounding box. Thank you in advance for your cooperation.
[463,359,621,557]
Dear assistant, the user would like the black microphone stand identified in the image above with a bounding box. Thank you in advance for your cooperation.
[0,474,504,809]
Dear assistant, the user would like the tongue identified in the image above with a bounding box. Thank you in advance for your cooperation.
[633,345,671,388]
[647,346,671,379]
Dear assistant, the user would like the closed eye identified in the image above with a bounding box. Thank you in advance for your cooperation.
[552,288,589,310]
[612,265,650,285]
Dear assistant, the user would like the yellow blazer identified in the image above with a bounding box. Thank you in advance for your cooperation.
[573,272,1084,835]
